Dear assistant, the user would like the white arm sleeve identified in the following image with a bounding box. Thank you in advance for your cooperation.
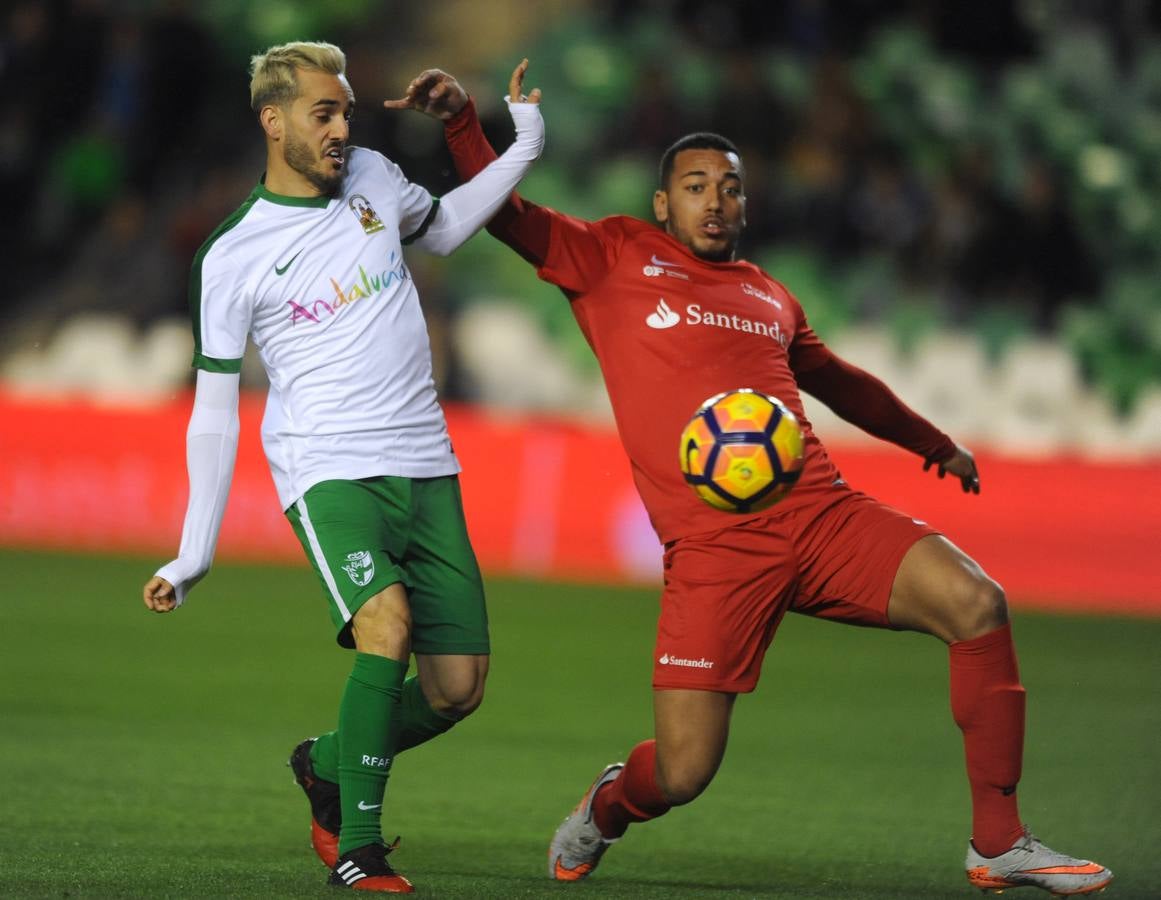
[413,100,544,256]
[154,369,241,606]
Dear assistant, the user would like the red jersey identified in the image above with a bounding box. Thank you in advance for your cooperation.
[446,103,956,543]
[517,213,845,542]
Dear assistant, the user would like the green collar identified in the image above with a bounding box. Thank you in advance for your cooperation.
[253,178,332,208]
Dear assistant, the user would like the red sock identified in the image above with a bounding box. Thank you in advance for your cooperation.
[949,622,1026,857]
[592,740,672,839]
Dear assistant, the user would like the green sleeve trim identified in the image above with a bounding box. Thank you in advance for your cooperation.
[402,197,440,245]
[193,353,243,374]
[190,190,260,363]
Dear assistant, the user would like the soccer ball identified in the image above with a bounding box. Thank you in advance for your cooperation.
[679,389,805,513]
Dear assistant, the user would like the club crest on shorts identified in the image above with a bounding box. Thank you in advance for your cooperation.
[349,194,385,235]
[341,550,375,586]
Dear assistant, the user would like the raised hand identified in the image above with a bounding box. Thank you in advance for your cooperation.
[383,68,469,120]
[923,445,981,494]
[383,59,540,119]
[507,58,541,104]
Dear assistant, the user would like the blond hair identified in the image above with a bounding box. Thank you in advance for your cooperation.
[249,41,347,113]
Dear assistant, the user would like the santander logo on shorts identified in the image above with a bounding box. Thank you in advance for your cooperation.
[658,653,715,669]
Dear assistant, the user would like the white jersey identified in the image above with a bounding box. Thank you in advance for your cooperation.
[192,148,456,508]
[156,100,542,606]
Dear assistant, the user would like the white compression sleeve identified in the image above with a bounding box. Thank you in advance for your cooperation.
[413,100,544,255]
[154,369,241,606]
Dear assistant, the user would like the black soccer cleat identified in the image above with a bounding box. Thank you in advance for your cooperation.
[328,841,414,893]
[288,737,341,868]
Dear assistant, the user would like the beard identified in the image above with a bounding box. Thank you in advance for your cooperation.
[676,226,738,263]
[284,130,344,196]
[691,242,736,263]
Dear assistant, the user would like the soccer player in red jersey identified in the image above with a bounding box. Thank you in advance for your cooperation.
[382,66,1113,896]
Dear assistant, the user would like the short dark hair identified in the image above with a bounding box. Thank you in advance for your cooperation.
[658,132,743,188]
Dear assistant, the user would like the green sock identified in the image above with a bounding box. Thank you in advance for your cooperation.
[309,730,339,782]
[394,675,458,753]
[337,652,407,856]
[309,675,457,783]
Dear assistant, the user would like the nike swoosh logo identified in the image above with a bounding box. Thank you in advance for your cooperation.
[274,249,303,275]
[356,800,381,811]
[552,855,594,881]
[1020,863,1108,875]
[650,254,682,268]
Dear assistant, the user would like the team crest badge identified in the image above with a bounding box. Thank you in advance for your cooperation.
[341,550,375,586]
[349,194,385,235]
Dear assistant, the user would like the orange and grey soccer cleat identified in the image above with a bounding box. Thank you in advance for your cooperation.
[288,737,341,868]
[547,763,624,881]
[328,841,414,893]
[965,829,1113,895]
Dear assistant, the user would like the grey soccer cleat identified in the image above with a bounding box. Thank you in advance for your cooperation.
[547,763,624,881]
[965,829,1113,895]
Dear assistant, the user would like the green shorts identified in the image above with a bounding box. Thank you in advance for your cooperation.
[286,475,488,653]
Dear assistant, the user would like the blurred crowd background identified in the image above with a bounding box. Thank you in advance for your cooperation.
[3,0,1161,454]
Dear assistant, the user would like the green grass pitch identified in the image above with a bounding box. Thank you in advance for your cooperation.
[1,548,1157,898]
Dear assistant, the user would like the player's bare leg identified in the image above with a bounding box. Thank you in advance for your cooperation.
[548,689,734,880]
[413,653,488,718]
[888,534,1111,895]
[394,652,487,750]
[887,534,1006,642]
[652,689,735,805]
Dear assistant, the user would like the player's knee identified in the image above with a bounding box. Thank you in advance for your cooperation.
[656,756,716,806]
[949,572,1008,641]
[431,683,485,720]
[425,666,487,720]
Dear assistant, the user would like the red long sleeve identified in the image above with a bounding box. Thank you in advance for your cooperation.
[796,349,957,462]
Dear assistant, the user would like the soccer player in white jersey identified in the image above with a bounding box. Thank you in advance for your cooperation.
[140,43,544,893]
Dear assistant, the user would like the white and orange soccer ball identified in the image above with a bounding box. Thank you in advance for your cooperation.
[679,389,805,513]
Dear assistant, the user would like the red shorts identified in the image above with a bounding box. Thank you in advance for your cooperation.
[653,488,939,693]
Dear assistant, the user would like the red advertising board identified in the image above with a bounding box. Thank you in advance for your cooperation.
[1,388,1158,615]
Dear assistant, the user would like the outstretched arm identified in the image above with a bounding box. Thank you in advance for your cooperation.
[142,369,241,612]
[384,61,544,257]
[444,93,554,266]
[796,349,980,494]
[387,64,591,271]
